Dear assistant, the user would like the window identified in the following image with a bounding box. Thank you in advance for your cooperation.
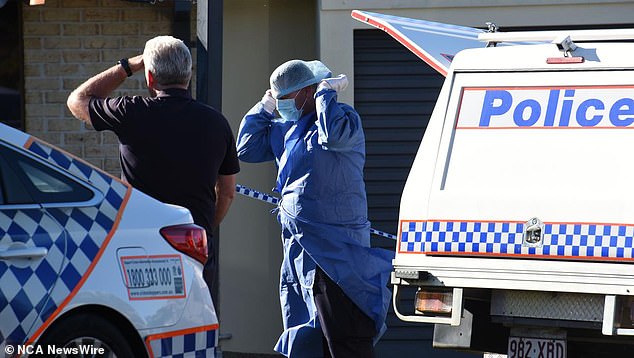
[0,0,23,129]
[19,161,74,194]
[0,144,95,205]
[0,153,32,205]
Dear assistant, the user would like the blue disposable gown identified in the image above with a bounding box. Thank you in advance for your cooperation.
[237,87,394,357]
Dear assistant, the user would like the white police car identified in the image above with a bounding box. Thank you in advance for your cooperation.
[0,122,218,357]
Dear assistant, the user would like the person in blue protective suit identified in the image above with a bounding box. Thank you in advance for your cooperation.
[237,59,394,358]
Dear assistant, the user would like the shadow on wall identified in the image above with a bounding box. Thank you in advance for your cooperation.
[0,86,20,129]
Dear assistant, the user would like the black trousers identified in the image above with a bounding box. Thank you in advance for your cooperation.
[313,266,376,358]
[202,235,216,306]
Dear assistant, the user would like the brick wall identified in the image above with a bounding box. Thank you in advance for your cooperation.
[22,0,178,176]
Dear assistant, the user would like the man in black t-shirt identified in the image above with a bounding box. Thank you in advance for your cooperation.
[66,35,240,301]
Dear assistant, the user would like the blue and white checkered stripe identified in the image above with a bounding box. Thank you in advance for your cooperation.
[148,328,216,358]
[0,139,129,346]
[400,220,634,259]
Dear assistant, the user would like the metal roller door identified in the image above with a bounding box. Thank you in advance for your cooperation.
[354,29,479,357]
[354,29,442,244]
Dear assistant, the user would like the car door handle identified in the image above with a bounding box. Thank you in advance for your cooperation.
[0,247,48,260]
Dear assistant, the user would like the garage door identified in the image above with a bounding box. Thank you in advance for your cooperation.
[354,29,442,247]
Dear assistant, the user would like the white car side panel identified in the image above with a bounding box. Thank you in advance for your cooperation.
[66,189,217,330]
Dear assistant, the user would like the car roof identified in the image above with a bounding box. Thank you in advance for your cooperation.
[0,121,30,148]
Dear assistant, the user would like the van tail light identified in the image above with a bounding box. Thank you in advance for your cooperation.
[415,289,453,315]
[160,224,208,264]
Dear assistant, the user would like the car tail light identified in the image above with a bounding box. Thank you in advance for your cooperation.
[160,224,208,264]
[415,289,453,314]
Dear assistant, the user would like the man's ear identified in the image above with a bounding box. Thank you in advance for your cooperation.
[146,70,155,89]
[308,85,317,98]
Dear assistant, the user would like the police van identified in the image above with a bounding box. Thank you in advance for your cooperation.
[354,10,634,358]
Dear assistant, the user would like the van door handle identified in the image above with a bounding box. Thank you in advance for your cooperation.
[523,217,545,247]
[0,247,48,260]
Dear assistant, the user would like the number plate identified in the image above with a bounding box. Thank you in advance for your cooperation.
[508,337,566,358]
[121,255,186,300]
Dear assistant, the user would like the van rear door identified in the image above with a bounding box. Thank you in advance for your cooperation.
[403,67,634,262]
[351,10,484,76]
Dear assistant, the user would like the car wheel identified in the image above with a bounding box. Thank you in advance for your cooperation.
[38,313,137,358]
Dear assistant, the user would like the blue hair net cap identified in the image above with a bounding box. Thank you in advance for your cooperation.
[270,60,332,99]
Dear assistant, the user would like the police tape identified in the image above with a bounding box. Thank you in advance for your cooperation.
[236,184,279,205]
[236,184,397,240]
[370,228,397,240]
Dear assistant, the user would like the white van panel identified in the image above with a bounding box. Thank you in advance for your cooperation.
[398,69,634,263]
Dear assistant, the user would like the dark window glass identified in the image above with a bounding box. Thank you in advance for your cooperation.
[0,144,95,205]
[0,151,32,204]
[0,0,23,129]
[18,161,75,194]
[0,157,7,205]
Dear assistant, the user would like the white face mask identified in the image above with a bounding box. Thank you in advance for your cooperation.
[276,90,307,122]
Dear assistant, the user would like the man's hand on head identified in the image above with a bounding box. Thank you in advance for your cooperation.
[319,74,348,93]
